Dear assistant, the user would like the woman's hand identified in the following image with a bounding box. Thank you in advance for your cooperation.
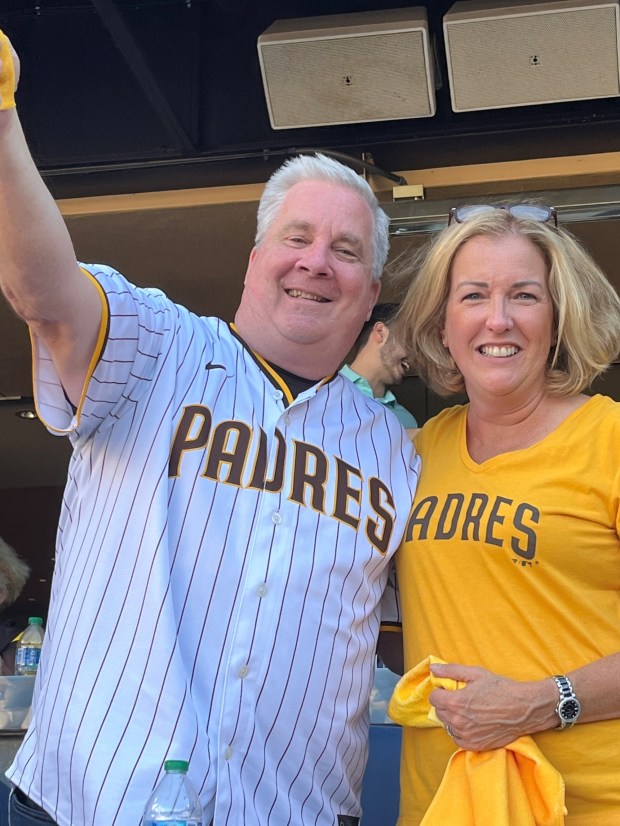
[429,662,557,750]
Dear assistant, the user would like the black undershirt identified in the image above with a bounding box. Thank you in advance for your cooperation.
[266,362,317,399]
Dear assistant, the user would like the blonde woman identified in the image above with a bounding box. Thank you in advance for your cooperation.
[393,204,620,825]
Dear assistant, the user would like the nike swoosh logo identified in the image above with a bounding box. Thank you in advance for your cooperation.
[205,363,226,371]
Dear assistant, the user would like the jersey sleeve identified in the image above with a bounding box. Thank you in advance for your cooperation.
[33,264,208,439]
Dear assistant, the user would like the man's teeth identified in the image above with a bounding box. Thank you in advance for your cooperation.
[480,345,519,357]
[287,289,328,302]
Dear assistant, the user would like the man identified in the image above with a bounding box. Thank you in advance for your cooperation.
[0,537,30,676]
[0,33,419,826]
[0,537,29,612]
[341,303,418,428]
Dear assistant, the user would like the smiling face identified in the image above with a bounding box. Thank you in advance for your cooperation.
[234,179,381,378]
[442,234,556,403]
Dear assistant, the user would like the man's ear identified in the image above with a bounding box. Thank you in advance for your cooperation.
[374,322,388,344]
[364,282,382,321]
[242,246,259,285]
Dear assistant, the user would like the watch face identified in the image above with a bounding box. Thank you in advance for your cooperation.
[559,698,580,721]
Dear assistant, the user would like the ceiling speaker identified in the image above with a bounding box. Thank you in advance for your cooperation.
[257,8,435,130]
[443,0,620,112]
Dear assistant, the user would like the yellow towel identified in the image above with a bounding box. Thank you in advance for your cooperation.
[388,656,566,826]
[0,30,16,111]
[388,654,466,727]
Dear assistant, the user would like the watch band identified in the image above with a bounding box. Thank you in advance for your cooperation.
[553,674,580,730]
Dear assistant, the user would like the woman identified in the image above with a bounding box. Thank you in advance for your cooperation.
[393,204,620,825]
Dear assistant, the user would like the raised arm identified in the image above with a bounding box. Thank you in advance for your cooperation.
[0,32,102,405]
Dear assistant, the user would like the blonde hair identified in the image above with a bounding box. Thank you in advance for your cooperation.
[396,209,620,397]
[0,537,29,609]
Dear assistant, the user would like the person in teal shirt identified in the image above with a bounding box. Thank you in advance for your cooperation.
[341,303,417,428]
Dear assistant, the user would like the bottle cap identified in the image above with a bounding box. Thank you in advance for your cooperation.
[164,759,189,773]
[27,617,43,625]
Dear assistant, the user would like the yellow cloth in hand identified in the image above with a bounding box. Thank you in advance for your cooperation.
[388,654,465,728]
[426,738,566,826]
[388,655,566,826]
[0,30,16,111]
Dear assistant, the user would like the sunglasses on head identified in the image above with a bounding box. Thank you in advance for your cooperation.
[448,204,558,227]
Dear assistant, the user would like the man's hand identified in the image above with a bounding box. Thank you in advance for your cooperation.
[0,30,19,110]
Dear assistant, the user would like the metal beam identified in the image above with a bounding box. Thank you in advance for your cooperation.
[91,0,196,155]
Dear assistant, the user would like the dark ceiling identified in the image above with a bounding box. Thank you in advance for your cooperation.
[2,0,620,200]
[1,0,620,617]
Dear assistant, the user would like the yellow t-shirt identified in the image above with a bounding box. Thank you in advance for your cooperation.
[396,394,620,826]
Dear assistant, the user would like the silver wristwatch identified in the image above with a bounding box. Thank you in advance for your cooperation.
[553,675,581,729]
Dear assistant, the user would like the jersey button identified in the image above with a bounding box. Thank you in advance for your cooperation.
[283,414,291,426]
[272,511,282,525]
[273,390,283,401]
[256,583,268,597]
[224,746,233,760]
[238,665,249,679]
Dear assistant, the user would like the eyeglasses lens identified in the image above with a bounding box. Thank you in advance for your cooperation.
[453,205,496,222]
[450,204,556,225]
[508,205,553,221]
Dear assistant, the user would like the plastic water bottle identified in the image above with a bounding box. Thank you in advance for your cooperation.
[141,759,203,825]
[15,617,45,676]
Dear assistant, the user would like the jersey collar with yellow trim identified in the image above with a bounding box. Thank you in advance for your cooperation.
[229,323,338,404]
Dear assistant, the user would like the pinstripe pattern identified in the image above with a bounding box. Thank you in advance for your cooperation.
[8,265,420,826]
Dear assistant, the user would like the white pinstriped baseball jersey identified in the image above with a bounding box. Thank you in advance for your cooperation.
[7,265,420,826]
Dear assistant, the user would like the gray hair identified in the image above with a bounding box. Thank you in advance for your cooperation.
[255,153,389,282]
[0,537,30,609]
